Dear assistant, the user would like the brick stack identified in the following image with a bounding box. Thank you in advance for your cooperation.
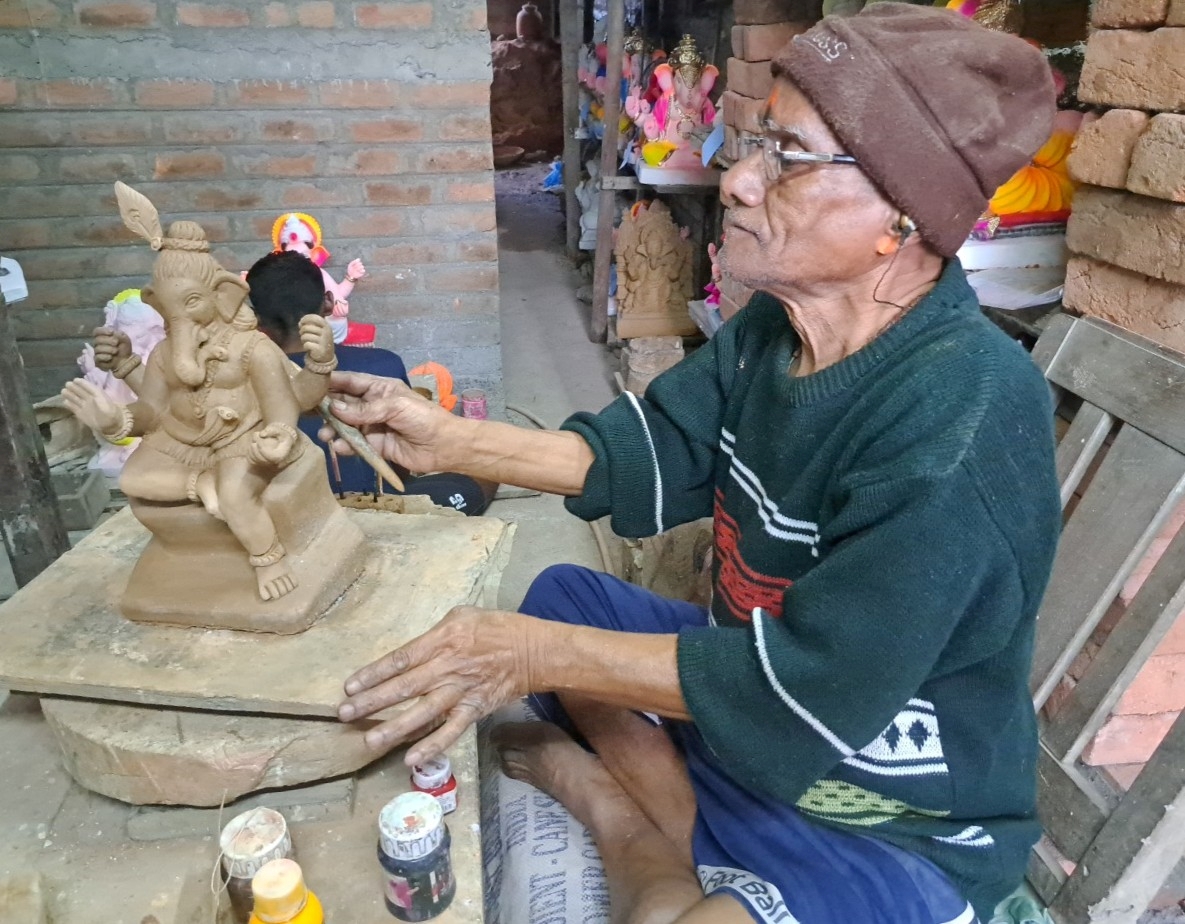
[716,0,821,321]
[1063,0,1185,354]
[720,0,819,165]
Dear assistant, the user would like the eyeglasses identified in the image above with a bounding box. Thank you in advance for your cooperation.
[738,121,859,183]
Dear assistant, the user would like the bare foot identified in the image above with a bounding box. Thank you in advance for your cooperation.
[256,562,297,601]
[193,470,223,521]
[492,721,635,831]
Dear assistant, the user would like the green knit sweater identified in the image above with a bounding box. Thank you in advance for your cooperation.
[562,261,1061,919]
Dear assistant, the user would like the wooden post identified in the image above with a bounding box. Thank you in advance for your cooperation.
[589,0,625,343]
[561,0,582,259]
[0,295,69,587]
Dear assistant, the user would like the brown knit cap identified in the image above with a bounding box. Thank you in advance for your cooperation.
[772,4,1055,256]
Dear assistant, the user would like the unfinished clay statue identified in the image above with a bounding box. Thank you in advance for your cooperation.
[62,182,364,633]
[614,200,697,339]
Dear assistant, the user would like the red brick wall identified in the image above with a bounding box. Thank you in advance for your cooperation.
[0,0,500,401]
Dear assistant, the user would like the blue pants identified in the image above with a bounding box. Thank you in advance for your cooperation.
[520,565,977,924]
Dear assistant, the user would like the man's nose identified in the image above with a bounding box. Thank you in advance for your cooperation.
[720,151,766,209]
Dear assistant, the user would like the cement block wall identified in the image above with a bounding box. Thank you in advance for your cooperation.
[0,0,503,404]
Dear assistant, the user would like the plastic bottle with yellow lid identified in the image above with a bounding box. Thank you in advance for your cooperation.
[248,858,324,924]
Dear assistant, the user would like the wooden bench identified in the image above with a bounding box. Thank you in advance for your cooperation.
[1029,313,1185,922]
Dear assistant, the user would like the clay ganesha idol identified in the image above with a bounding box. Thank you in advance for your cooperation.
[62,182,363,633]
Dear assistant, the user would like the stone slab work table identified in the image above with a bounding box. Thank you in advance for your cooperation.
[0,507,515,717]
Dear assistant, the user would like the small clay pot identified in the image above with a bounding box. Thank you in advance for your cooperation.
[516,2,544,40]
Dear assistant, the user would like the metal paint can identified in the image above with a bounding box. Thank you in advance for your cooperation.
[220,808,294,924]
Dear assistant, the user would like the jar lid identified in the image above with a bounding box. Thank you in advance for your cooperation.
[412,755,452,792]
[251,859,309,923]
[379,791,444,861]
[220,808,292,881]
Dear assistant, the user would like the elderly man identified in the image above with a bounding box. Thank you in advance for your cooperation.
[328,6,1061,923]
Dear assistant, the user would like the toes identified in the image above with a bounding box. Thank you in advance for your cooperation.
[259,575,298,601]
[498,751,532,782]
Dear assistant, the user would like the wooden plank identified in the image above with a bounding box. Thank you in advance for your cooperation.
[1037,746,1110,862]
[0,297,70,588]
[561,0,581,258]
[1031,423,1185,707]
[0,508,514,719]
[1043,316,1185,456]
[1054,401,1113,508]
[1050,709,1185,922]
[589,0,624,344]
[1028,838,1069,907]
[1045,517,1185,761]
[1031,309,1073,374]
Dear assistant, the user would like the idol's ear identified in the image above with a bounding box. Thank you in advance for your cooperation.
[700,65,719,93]
[655,63,674,92]
[212,269,251,323]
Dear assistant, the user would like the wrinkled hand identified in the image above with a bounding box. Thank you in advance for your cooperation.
[61,379,124,435]
[249,422,297,467]
[338,607,535,763]
[346,258,366,281]
[299,314,335,365]
[332,298,349,319]
[319,371,455,474]
[92,327,133,374]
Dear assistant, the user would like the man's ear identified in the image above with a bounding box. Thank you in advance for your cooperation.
[212,270,251,322]
[321,291,335,316]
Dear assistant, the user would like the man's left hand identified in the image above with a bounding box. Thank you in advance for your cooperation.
[338,607,537,764]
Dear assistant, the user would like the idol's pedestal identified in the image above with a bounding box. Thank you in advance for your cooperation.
[0,507,514,806]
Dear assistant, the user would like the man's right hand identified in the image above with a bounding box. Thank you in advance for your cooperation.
[321,371,457,474]
[92,327,133,373]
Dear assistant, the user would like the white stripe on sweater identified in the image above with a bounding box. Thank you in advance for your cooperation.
[753,608,854,757]
[932,826,995,849]
[721,429,818,531]
[625,391,664,535]
[721,430,820,550]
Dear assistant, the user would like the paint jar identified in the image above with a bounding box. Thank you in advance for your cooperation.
[460,389,487,420]
[411,755,458,815]
[220,808,294,924]
[378,791,456,921]
[249,858,323,924]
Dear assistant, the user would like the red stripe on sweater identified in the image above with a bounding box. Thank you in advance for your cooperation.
[714,490,792,621]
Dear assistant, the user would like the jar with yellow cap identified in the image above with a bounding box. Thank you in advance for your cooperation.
[248,858,324,924]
